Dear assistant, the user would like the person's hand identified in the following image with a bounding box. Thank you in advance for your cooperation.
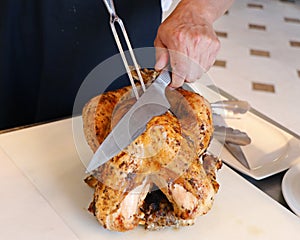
[154,0,227,88]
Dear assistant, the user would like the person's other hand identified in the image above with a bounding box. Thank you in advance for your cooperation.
[154,0,222,88]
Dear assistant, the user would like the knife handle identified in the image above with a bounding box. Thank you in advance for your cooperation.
[156,70,171,87]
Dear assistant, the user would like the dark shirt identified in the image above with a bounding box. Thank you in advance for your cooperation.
[0,0,161,130]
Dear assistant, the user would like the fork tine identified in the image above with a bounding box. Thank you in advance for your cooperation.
[110,20,140,99]
[116,19,146,93]
[103,0,144,99]
[103,0,146,99]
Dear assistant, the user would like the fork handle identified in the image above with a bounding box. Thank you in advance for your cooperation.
[102,0,117,19]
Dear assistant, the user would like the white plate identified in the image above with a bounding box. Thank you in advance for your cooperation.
[282,162,300,217]
[188,81,300,180]
[219,113,300,180]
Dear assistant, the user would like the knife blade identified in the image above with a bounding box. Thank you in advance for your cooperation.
[86,70,171,173]
[214,125,251,146]
[224,142,250,169]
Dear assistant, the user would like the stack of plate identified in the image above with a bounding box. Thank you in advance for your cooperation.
[282,162,300,217]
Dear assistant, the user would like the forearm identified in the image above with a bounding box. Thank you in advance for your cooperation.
[177,0,234,24]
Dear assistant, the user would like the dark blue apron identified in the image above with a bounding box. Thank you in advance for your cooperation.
[0,0,161,129]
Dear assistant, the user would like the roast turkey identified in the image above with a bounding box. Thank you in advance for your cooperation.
[83,69,222,231]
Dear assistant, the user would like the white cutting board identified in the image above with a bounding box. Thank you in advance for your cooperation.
[0,118,299,240]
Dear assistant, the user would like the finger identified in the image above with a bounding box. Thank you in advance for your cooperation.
[154,37,169,70]
[182,48,204,83]
[170,71,185,88]
[199,35,220,71]
[199,50,211,72]
[183,30,212,82]
[185,63,204,83]
[206,39,220,69]
[184,50,205,83]
[169,50,188,88]
[155,47,169,71]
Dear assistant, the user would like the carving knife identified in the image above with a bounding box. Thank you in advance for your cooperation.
[86,70,171,173]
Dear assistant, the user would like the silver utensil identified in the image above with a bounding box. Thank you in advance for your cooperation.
[212,100,250,119]
[211,100,250,114]
[102,0,145,99]
[86,70,171,173]
[224,142,250,169]
[214,125,251,146]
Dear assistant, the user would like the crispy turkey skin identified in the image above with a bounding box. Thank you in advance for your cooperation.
[82,69,221,232]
